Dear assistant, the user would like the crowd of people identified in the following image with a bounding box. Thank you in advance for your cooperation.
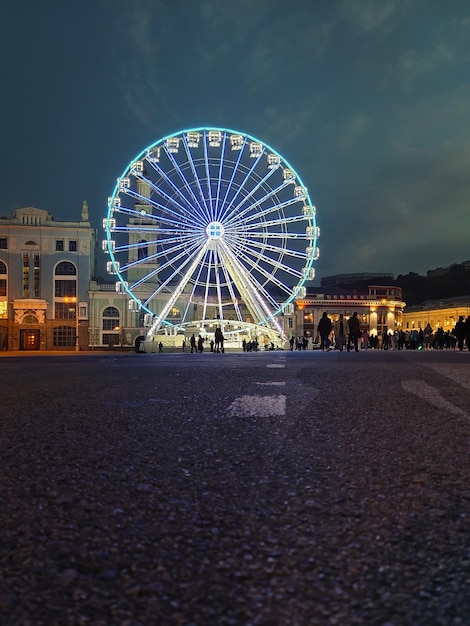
[164,315,470,354]
[291,313,470,352]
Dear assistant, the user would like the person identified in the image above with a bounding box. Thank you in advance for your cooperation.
[158,341,163,353]
[289,336,295,351]
[423,323,433,350]
[214,327,224,353]
[190,334,196,353]
[334,314,346,351]
[465,316,470,351]
[361,329,369,350]
[317,312,332,351]
[197,335,204,353]
[454,316,466,351]
[347,312,361,352]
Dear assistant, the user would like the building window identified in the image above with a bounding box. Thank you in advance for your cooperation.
[102,306,120,331]
[55,302,76,320]
[0,261,6,299]
[55,261,76,275]
[23,253,29,297]
[56,240,64,251]
[55,280,77,297]
[0,301,7,318]
[0,238,7,249]
[53,326,75,347]
[137,240,148,260]
[69,240,77,252]
[33,254,40,297]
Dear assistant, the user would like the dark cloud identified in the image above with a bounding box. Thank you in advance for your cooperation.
[1,0,469,280]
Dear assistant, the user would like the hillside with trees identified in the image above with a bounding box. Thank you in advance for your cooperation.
[336,263,470,306]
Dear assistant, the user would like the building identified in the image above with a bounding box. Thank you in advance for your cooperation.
[0,204,95,350]
[402,296,470,332]
[320,272,394,288]
[295,285,405,342]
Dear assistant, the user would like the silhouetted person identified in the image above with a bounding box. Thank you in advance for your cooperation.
[318,312,332,351]
[347,312,361,352]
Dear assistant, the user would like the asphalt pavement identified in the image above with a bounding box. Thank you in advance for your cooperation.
[1,349,469,625]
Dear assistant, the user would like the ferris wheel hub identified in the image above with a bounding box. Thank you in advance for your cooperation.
[206,221,225,240]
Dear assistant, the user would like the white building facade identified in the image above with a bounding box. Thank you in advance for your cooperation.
[0,204,95,350]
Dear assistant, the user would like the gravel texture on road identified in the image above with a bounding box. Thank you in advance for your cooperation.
[0,351,469,625]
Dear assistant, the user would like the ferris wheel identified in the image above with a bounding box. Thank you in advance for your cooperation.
[103,127,319,345]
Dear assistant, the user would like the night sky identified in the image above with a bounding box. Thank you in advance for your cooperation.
[2,0,469,280]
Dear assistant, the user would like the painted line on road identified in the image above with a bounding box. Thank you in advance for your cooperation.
[255,381,286,386]
[401,379,470,421]
[267,363,285,368]
[228,395,286,417]
[425,364,470,390]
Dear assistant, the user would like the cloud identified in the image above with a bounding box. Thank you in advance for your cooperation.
[340,0,401,34]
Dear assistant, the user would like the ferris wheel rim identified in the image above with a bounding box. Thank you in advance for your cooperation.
[104,126,319,334]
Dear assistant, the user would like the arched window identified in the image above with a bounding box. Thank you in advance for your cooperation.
[0,261,7,317]
[102,306,120,346]
[0,261,7,300]
[54,261,77,319]
[22,314,39,324]
[102,307,120,330]
[55,261,76,275]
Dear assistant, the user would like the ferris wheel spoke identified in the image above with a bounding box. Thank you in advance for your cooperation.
[213,132,228,221]
[197,248,213,323]
[243,213,307,231]
[217,136,247,220]
[240,245,305,282]
[242,230,309,240]
[202,131,216,222]
[232,243,303,292]
[230,236,307,260]
[159,147,211,224]
[138,241,206,304]
[144,155,208,225]
[218,254,245,322]
[216,143,265,223]
[123,237,203,280]
[221,170,286,226]
[117,234,201,267]
[145,242,210,332]
[182,248,212,324]
[181,136,213,223]
[235,196,301,228]
[217,245,272,324]
[218,242,284,334]
[113,200,192,232]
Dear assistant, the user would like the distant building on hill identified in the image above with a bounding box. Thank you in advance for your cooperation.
[320,272,394,287]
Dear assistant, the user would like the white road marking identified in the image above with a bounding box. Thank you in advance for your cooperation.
[255,381,286,386]
[401,379,470,421]
[267,364,285,368]
[425,364,470,390]
[228,395,286,417]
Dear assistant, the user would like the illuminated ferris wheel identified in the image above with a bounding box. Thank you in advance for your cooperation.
[103,127,319,345]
